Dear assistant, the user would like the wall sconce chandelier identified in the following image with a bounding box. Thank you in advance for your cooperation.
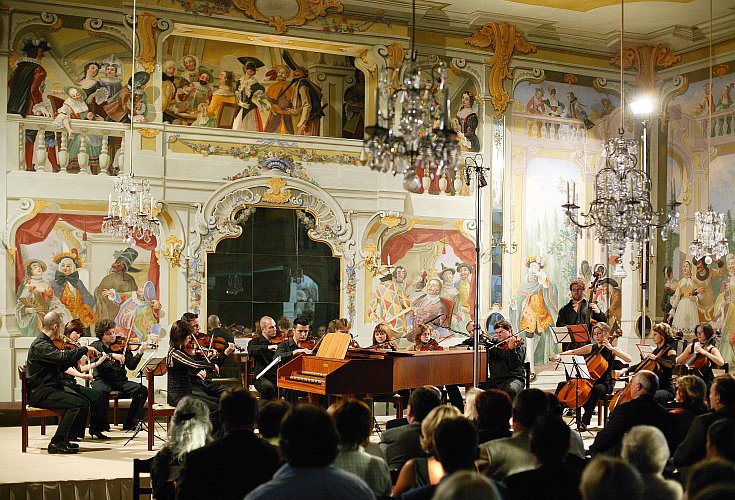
[361,0,460,192]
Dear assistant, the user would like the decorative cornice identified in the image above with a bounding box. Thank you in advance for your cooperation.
[610,43,681,90]
[232,0,343,35]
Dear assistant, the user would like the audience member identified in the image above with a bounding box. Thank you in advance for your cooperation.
[477,388,549,480]
[177,388,280,500]
[393,405,461,497]
[504,414,581,500]
[462,387,483,422]
[591,370,673,456]
[621,425,682,500]
[151,397,211,500]
[431,471,501,500]
[246,405,374,500]
[706,418,735,462]
[381,386,441,470]
[685,458,735,499]
[546,392,585,461]
[668,375,709,449]
[329,398,391,498]
[674,374,735,467]
[475,389,512,444]
[257,400,291,446]
[691,485,735,500]
[580,456,644,500]
[401,417,479,500]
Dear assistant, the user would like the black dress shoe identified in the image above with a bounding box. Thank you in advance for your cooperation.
[48,442,77,454]
[64,440,79,449]
[69,436,81,442]
[90,431,111,440]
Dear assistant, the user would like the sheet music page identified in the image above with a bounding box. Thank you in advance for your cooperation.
[637,344,654,357]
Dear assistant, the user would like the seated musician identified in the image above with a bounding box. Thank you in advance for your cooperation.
[246,316,280,400]
[621,322,678,405]
[551,322,631,429]
[167,319,222,434]
[372,322,398,350]
[410,324,464,411]
[62,319,110,440]
[207,314,234,343]
[484,320,526,400]
[275,317,314,404]
[182,312,234,403]
[675,322,724,388]
[334,317,359,347]
[90,318,148,431]
[27,312,100,454]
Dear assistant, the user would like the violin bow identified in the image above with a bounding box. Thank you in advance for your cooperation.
[122,324,135,359]
[192,333,214,362]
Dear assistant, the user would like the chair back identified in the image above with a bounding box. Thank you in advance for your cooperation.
[133,457,154,498]
[18,365,29,408]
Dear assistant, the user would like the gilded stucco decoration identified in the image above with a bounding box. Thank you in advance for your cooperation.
[465,22,536,117]
[137,12,158,73]
[610,44,681,90]
[713,64,729,79]
[262,177,292,204]
[232,0,344,35]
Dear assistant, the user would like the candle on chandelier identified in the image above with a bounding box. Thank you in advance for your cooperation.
[571,182,576,204]
[138,191,143,213]
[387,254,391,267]
[566,182,570,204]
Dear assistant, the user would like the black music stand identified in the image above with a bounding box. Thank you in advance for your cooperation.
[125,353,166,446]
[559,354,592,434]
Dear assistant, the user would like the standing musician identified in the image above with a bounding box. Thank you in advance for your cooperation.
[556,278,607,351]
[90,318,148,431]
[411,324,464,410]
[675,322,724,388]
[621,322,678,405]
[484,320,527,399]
[27,312,100,454]
[552,322,631,429]
[371,322,398,350]
[246,316,280,400]
[275,317,314,403]
[166,319,222,434]
[62,319,110,440]
[182,312,234,402]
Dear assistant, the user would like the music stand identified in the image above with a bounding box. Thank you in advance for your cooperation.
[558,354,592,434]
[125,353,166,446]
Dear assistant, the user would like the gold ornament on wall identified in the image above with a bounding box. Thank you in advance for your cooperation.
[263,177,292,204]
[610,44,680,90]
[713,64,729,79]
[233,0,343,35]
[163,235,184,268]
[465,22,536,117]
[137,12,158,73]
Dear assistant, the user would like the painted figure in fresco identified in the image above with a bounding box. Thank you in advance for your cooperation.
[264,64,294,134]
[232,56,266,132]
[452,262,474,332]
[693,83,717,137]
[525,87,545,137]
[342,69,365,140]
[104,72,149,123]
[15,259,70,336]
[93,248,140,322]
[207,70,236,127]
[599,97,615,118]
[670,260,699,335]
[716,83,733,136]
[283,50,325,136]
[692,257,725,323]
[410,278,453,335]
[367,265,412,336]
[7,38,59,171]
[180,54,200,84]
[543,86,565,140]
[53,85,105,170]
[511,256,559,366]
[453,90,480,152]
[100,55,123,100]
[174,67,213,126]
[162,59,190,124]
[712,254,735,363]
[662,265,678,324]
[52,249,97,329]
[439,265,458,301]
[77,61,109,118]
[102,281,163,342]
[566,91,594,137]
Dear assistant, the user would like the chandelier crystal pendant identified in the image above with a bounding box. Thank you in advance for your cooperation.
[361,0,460,192]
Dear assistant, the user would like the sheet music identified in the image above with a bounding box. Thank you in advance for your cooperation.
[637,344,654,357]
[559,354,591,380]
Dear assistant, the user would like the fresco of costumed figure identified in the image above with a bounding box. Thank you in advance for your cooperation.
[670,260,699,335]
[232,56,266,132]
[511,256,559,367]
[51,85,105,171]
[368,265,412,336]
[282,50,324,136]
[102,281,163,342]
[712,253,735,363]
[52,249,97,329]
[16,259,71,336]
[409,277,453,338]
[207,70,236,127]
[263,64,295,134]
[93,248,140,322]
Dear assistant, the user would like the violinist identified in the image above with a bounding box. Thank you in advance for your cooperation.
[334,317,360,347]
[556,278,607,350]
[410,324,464,410]
[551,322,631,429]
[182,312,234,403]
[675,322,724,387]
[275,317,313,403]
[484,320,526,399]
[90,318,148,431]
[61,319,110,440]
[371,322,398,351]
[620,322,678,405]
[246,316,280,400]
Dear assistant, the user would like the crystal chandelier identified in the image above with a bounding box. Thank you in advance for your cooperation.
[362,0,460,192]
[102,0,160,244]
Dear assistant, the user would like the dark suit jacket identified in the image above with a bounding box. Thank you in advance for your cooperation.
[591,394,673,456]
[175,429,281,500]
[380,422,427,470]
[505,462,582,500]
[673,408,735,467]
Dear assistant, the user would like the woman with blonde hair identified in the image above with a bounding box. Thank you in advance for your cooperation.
[371,322,398,350]
[392,404,462,497]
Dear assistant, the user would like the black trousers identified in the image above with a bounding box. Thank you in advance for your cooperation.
[192,378,228,400]
[581,382,612,425]
[64,384,108,435]
[254,377,277,400]
[31,389,89,444]
[92,379,147,427]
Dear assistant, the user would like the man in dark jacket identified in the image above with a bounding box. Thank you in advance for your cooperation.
[557,278,607,350]
[246,316,280,400]
[26,312,100,453]
[176,388,280,500]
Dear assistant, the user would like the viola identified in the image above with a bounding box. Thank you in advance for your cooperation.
[683,336,717,376]
[53,335,81,351]
[419,339,444,351]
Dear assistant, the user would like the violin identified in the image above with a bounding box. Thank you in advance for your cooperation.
[201,331,245,353]
[54,335,101,361]
[297,336,319,350]
[183,343,218,358]
[682,335,718,377]
[419,338,444,351]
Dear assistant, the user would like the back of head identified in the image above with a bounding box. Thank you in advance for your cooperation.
[686,458,735,498]
[463,387,484,421]
[219,387,258,431]
[580,456,644,500]
[64,319,85,337]
[169,319,193,347]
[476,389,512,431]
[330,398,371,448]
[168,396,212,461]
[257,400,291,439]
[530,414,570,464]
[432,471,501,500]
[707,419,735,462]
[634,370,659,395]
[691,485,735,500]
[181,312,198,324]
[513,389,549,429]
[621,425,670,474]
[676,375,708,411]
[408,386,442,422]
[434,417,478,473]
[42,311,63,332]
[207,314,220,330]
[280,404,339,467]
[713,374,735,408]
[420,404,462,454]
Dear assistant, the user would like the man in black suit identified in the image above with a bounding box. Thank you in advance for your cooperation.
[590,370,673,456]
[380,386,441,470]
[557,278,607,351]
[176,387,281,500]
[674,374,735,467]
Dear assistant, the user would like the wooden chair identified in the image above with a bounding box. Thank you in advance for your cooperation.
[145,368,175,451]
[133,457,154,499]
[18,365,64,452]
[597,361,629,426]
[524,362,532,388]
